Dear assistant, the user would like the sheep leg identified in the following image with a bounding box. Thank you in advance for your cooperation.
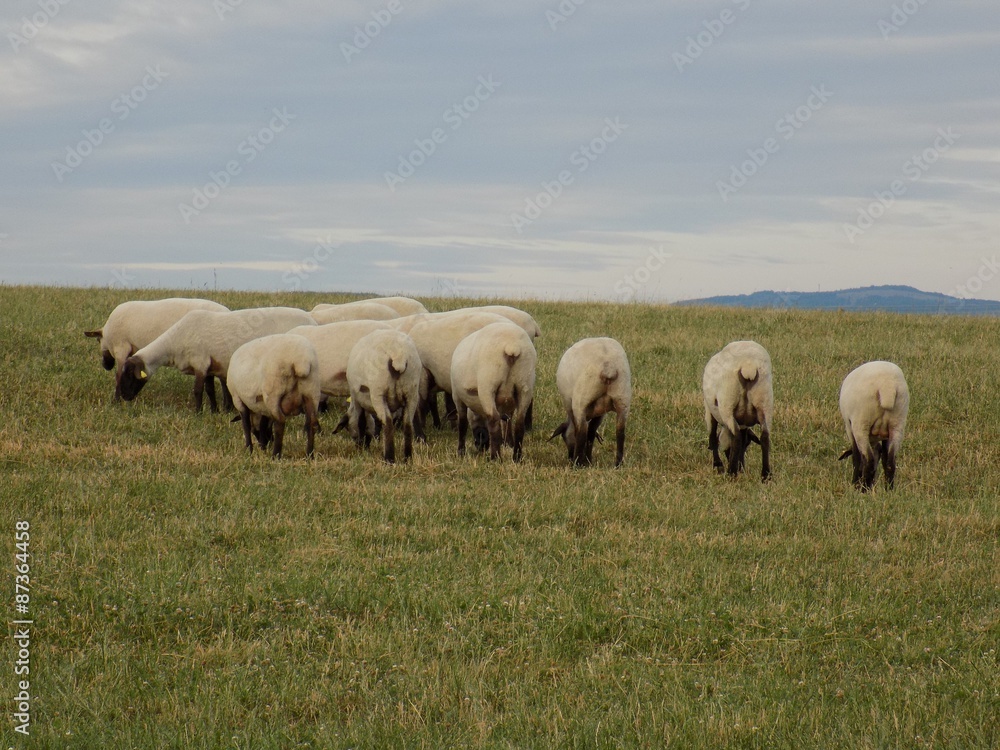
[221,378,234,411]
[271,418,285,459]
[488,416,503,461]
[304,398,318,458]
[512,415,525,463]
[403,410,414,462]
[584,415,604,466]
[759,427,771,482]
[726,428,744,476]
[444,392,458,428]
[381,398,396,464]
[708,415,724,471]
[256,415,273,450]
[524,399,534,431]
[426,391,442,429]
[113,362,124,402]
[570,420,588,466]
[456,399,468,457]
[205,373,219,413]
[192,372,208,412]
[239,407,253,452]
[615,411,627,468]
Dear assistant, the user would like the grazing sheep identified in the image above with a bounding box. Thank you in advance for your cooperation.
[309,301,399,325]
[838,361,909,491]
[362,296,429,316]
[451,321,536,462]
[702,340,773,481]
[118,307,316,412]
[287,320,394,399]
[345,329,422,463]
[549,337,632,467]
[84,298,229,401]
[404,311,512,427]
[446,305,542,339]
[227,334,321,458]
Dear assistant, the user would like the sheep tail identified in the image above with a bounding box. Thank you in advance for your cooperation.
[739,363,759,383]
[292,357,313,380]
[503,344,521,368]
[600,362,619,384]
[877,384,897,410]
[388,356,407,380]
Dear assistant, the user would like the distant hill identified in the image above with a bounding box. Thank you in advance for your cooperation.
[675,285,1000,316]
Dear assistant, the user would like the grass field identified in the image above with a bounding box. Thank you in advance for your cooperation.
[2,284,998,748]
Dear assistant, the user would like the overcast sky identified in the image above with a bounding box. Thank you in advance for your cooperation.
[1,1,998,303]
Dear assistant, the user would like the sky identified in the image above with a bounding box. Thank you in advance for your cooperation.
[1,0,998,303]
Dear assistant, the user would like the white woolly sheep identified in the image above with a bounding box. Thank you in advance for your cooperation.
[450,321,537,462]
[287,320,394,399]
[404,310,512,428]
[702,340,774,480]
[446,305,542,339]
[118,307,317,412]
[84,297,229,401]
[549,337,632,467]
[227,333,322,458]
[838,360,909,491]
[309,301,399,325]
[361,296,428,316]
[345,329,422,463]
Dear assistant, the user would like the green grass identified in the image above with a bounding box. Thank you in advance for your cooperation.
[1,284,998,748]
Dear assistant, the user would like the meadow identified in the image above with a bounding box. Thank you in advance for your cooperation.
[1,284,998,748]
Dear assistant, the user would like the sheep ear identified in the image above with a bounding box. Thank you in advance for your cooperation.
[838,448,852,461]
[230,415,241,423]
[548,422,568,442]
[84,329,102,338]
[332,413,349,434]
[745,430,761,445]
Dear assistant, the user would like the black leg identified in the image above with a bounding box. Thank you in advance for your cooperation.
[205,373,219,413]
[240,407,253,452]
[271,419,285,459]
[615,413,626,468]
[192,372,206,412]
[760,429,771,482]
[382,402,396,464]
[726,428,744,477]
[456,402,468,457]
[709,416,723,471]
[512,416,525,463]
[488,417,502,460]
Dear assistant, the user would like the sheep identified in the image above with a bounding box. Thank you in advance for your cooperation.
[702,340,773,481]
[345,329,422,463]
[84,297,229,401]
[549,337,632,467]
[445,305,541,339]
[451,321,536,462]
[838,361,909,491]
[309,301,399,325]
[361,296,429,316]
[312,296,427,317]
[286,320,394,400]
[227,333,321,458]
[118,307,317,412]
[403,311,512,427]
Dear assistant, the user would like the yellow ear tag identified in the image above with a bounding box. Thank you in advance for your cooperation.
[139,370,148,379]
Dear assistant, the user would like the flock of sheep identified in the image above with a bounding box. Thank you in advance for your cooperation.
[84,295,909,490]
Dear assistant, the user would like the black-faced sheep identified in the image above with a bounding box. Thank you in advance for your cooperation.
[84,298,229,401]
[450,321,536,462]
[549,337,632,467]
[118,307,316,412]
[227,333,321,458]
[702,340,774,481]
[838,360,909,491]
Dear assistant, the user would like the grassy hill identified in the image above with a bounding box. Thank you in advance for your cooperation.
[2,285,998,748]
